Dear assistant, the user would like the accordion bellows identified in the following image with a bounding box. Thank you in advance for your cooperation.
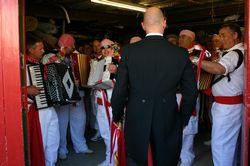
[87,56,118,89]
[28,63,81,109]
[199,71,214,90]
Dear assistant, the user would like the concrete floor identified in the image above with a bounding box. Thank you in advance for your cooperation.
[56,125,213,166]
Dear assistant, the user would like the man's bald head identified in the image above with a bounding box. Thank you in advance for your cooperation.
[142,7,166,34]
[130,36,142,44]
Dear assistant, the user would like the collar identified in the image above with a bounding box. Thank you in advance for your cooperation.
[225,43,244,52]
[27,55,40,64]
[187,45,195,54]
[146,33,163,37]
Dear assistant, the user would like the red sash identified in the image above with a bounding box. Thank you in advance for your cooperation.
[148,144,153,166]
[28,104,45,166]
[98,90,111,126]
[110,122,126,166]
[97,97,111,106]
[213,95,243,104]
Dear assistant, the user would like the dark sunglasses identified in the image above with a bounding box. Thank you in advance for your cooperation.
[101,45,111,49]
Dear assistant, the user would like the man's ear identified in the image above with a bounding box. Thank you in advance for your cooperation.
[233,32,238,40]
[163,19,167,29]
[28,47,34,54]
[141,22,146,31]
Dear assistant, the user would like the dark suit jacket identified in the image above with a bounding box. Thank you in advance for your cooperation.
[111,35,198,166]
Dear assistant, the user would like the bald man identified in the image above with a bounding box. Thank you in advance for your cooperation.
[130,36,142,44]
[111,7,198,165]
[178,29,200,166]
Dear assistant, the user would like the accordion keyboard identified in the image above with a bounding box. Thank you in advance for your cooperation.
[28,65,48,109]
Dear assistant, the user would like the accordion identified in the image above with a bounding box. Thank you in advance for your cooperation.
[71,52,91,88]
[87,56,118,89]
[28,63,81,109]
[199,51,220,90]
[199,71,214,90]
[190,44,213,90]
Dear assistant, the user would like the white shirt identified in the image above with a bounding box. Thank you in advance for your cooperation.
[212,43,244,96]
[146,33,163,37]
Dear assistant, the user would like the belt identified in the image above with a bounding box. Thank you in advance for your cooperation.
[97,97,111,106]
[213,95,243,104]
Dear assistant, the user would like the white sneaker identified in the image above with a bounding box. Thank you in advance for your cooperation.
[83,149,94,154]
[77,149,94,154]
[204,140,211,146]
[180,162,193,166]
[91,131,102,141]
[58,154,67,160]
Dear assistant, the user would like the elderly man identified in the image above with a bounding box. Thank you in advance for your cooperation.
[178,29,200,166]
[53,34,93,160]
[95,38,118,166]
[190,23,244,166]
[111,7,198,166]
[129,36,142,44]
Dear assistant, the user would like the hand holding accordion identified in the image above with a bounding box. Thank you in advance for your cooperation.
[87,56,118,89]
[189,44,215,90]
[27,63,81,109]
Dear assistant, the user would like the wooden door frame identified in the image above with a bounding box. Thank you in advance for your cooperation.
[0,0,25,165]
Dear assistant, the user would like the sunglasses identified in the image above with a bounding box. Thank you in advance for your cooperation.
[101,45,111,49]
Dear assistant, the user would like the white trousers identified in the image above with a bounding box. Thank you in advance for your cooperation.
[180,134,195,166]
[97,104,113,164]
[211,102,243,166]
[91,92,99,130]
[178,94,199,166]
[39,107,60,166]
[56,97,89,155]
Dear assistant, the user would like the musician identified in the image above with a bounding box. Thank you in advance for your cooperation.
[90,39,102,142]
[95,38,118,166]
[91,39,102,59]
[203,34,223,146]
[211,34,223,55]
[178,29,200,166]
[54,34,93,160]
[129,36,142,44]
[26,34,60,166]
[166,34,178,45]
[190,23,244,166]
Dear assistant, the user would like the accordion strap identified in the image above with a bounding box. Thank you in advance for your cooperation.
[212,49,243,86]
[196,48,205,88]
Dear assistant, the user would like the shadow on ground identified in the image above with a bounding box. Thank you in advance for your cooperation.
[56,125,212,166]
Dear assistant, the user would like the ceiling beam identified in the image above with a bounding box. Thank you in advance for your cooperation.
[26,4,141,28]
[166,3,244,24]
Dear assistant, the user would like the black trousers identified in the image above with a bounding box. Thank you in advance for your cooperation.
[126,155,139,166]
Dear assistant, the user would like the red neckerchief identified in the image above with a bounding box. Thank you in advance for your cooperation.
[27,55,40,64]
[56,49,66,60]
[27,55,48,80]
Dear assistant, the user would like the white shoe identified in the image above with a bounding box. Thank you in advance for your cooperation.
[91,131,102,141]
[77,148,94,154]
[180,162,192,166]
[204,140,211,146]
[58,153,67,160]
